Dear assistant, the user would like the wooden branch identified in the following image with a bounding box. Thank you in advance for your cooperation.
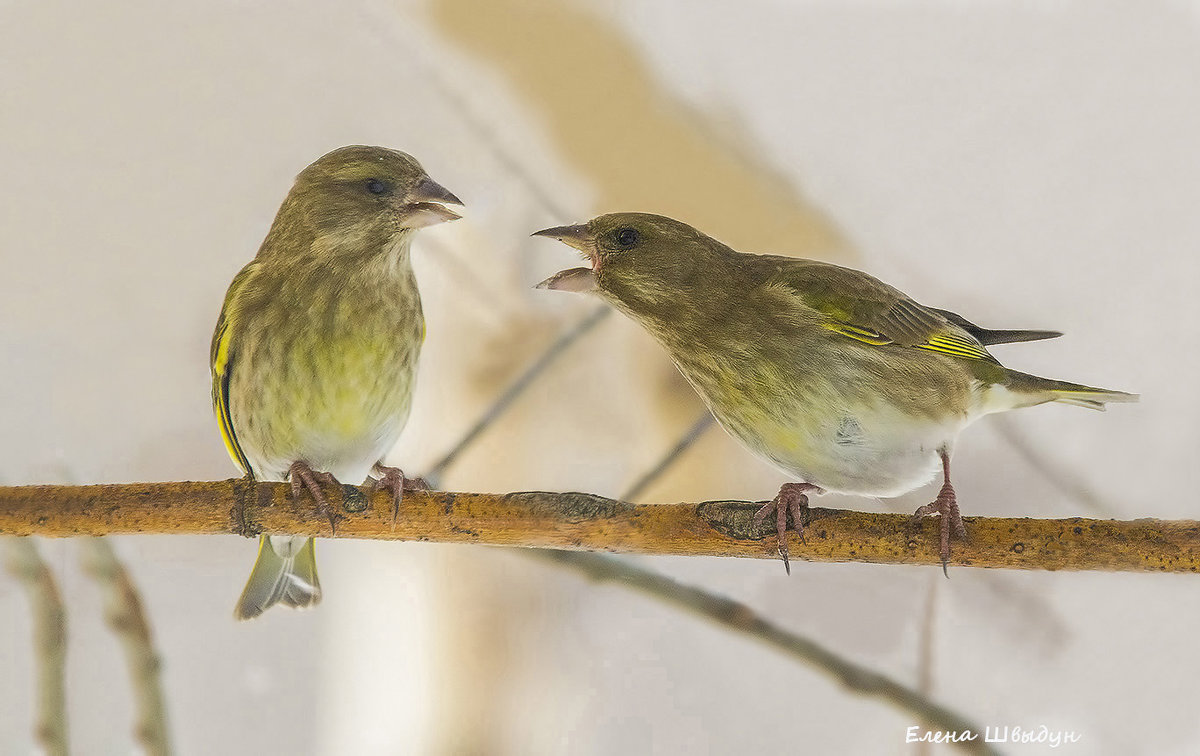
[3,538,69,756]
[532,549,996,755]
[2,481,1197,572]
[80,539,172,756]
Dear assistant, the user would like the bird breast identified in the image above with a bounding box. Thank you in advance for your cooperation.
[231,263,424,483]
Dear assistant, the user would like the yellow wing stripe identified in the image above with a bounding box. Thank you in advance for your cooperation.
[824,322,995,362]
[212,320,252,475]
[822,322,892,346]
[918,334,994,361]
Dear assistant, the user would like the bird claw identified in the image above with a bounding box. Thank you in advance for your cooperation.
[372,466,428,529]
[912,480,966,576]
[288,461,343,535]
[753,482,820,575]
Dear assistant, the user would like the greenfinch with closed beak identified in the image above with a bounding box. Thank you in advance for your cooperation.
[212,145,461,619]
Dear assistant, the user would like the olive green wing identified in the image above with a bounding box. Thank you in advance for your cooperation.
[211,264,257,476]
[759,256,998,363]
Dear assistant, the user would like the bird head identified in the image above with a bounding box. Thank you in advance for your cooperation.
[533,213,731,318]
[269,145,462,258]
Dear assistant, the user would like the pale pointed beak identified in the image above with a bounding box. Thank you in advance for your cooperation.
[535,267,597,292]
[532,224,598,292]
[397,176,464,228]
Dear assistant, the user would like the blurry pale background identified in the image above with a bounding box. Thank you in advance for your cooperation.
[1,1,1197,754]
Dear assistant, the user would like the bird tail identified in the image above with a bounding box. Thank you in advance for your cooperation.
[234,535,322,620]
[1002,369,1139,411]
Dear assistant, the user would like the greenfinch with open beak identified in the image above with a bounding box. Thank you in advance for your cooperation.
[534,213,1135,573]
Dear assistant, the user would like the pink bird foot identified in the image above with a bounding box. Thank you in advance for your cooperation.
[288,461,343,534]
[912,449,968,576]
[754,482,822,574]
[373,464,430,527]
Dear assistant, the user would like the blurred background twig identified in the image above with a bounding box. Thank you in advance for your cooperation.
[4,538,69,756]
[532,549,997,755]
[423,304,610,487]
[80,539,172,756]
[620,411,717,501]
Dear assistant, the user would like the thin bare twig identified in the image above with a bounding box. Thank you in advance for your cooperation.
[917,574,939,697]
[423,304,609,487]
[4,538,69,756]
[529,549,997,755]
[414,69,575,220]
[991,416,1120,517]
[79,539,172,756]
[357,2,576,222]
[620,411,716,501]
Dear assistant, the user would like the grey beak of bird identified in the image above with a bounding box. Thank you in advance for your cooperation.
[531,224,599,292]
[531,224,590,251]
[412,176,464,207]
[398,176,464,228]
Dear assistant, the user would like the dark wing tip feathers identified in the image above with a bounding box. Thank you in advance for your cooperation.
[975,329,1063,345]
[930,307,1063,346]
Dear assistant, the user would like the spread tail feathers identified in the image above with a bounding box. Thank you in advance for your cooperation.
[1003,369,1139,411]
[234,535,322,620]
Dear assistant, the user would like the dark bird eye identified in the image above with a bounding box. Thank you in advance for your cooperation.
[615,227,640,247]
[366,179,388,195]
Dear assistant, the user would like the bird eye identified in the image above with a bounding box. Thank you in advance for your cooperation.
[366,179,388,195]
[615,227,640,248]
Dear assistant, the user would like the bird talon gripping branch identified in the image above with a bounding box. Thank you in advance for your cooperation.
[288,461,342,535]
[753,482,820,574]
[911,450,968,575]
[372,464,430,528]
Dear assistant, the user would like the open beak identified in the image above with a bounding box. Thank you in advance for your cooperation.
[532,224,590,250]
[531,224,598,292]
[397,176,464,228]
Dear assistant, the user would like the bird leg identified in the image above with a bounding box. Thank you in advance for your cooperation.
[911,449,967,576]
[753,482,822,575]
[288,461,343,534]
[372,464,430,528]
